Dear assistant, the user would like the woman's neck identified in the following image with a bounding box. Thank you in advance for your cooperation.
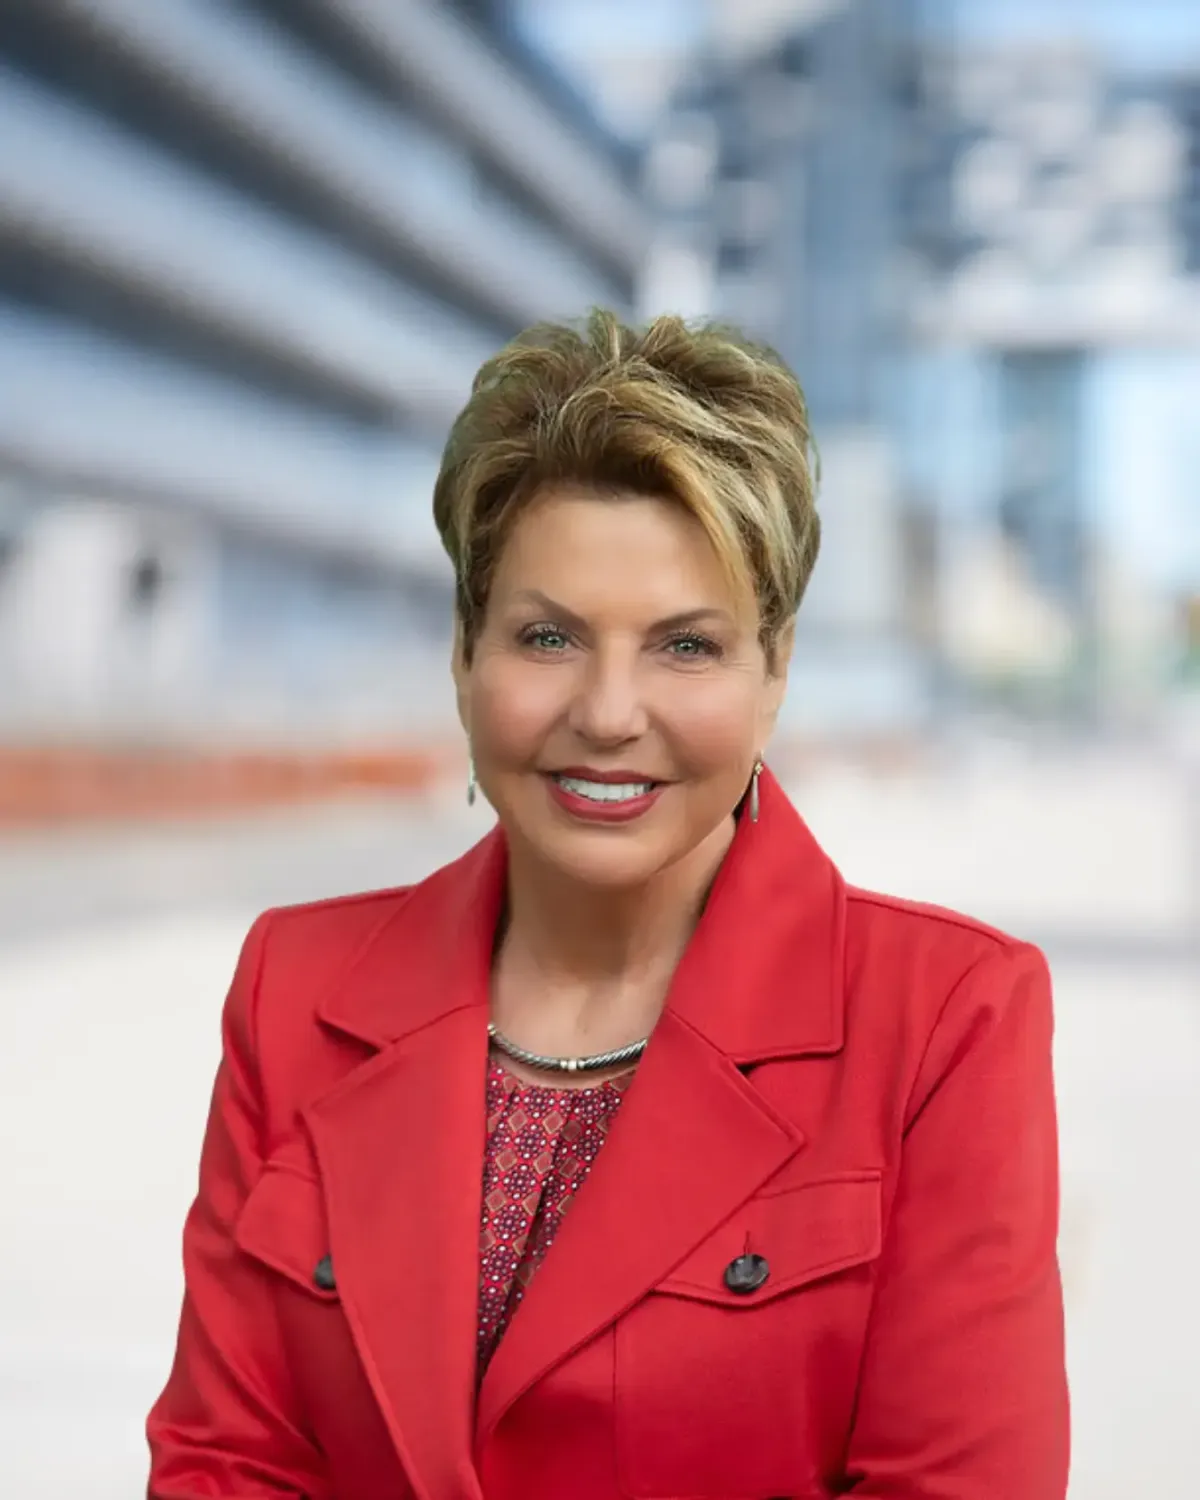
[495,817,736,1007]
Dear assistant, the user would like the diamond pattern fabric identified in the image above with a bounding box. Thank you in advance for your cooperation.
[477,1055,633,1380]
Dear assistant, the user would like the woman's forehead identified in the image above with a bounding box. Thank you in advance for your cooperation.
[496,487,729,589]
[494,515,756,634]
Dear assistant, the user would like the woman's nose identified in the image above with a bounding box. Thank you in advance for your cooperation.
[567,651,649,745]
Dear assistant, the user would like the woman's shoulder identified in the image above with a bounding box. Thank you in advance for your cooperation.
[845,882,1033,958]
[249,882,415,996]
[236,832,500,1046]
[218,886,418,1125]
[263,881,417,929]
[842,882,1050,1029]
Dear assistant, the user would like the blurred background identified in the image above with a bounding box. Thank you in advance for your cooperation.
[0,1,1197,1495]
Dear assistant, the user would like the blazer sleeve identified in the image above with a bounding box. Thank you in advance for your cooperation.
[146,913,332,1500]
[840,941,1070,1498]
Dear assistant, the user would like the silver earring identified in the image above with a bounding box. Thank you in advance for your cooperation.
[466,753,477,807]
[748,757,764,823]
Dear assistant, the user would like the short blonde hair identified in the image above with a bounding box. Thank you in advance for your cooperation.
[433,308,820,661]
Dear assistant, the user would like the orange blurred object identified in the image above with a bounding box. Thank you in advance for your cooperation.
[0,745,447,827]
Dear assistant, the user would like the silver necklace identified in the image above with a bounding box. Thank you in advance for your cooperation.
[487,1021,648,1075]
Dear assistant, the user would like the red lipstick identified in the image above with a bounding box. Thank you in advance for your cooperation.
[543,769,664,824]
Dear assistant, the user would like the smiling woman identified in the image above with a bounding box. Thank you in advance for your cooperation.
[454,484,791,889]
[148,309,1069,1500]
[435,310,817,908]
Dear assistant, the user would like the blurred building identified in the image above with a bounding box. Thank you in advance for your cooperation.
[638,0,1200,728]
[642,0,939,736]
[909,36,1200,716]
[0,0,648,742]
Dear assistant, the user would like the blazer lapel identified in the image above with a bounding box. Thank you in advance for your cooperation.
[473,1007,806,1453]
[475,769,846,1451]
[303,832,506,1500]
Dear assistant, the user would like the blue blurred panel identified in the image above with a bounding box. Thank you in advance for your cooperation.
[0,64,507,429]
[32,0,622,323]
[309,0,649,271]
[0,302,446,567]
[0,65,500,430]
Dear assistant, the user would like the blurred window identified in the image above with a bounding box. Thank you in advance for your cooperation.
[127,553,165,615]
[716,239,757,275]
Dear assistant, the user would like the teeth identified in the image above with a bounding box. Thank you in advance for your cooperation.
[556,776,653,803]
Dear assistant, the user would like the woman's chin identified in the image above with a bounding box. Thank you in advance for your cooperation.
[523,823,674,892]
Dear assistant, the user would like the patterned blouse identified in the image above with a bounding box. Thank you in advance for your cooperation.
[477,1055,633,1380]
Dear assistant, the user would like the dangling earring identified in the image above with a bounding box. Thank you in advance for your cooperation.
[748,757,764,823]
[466,753,477,807]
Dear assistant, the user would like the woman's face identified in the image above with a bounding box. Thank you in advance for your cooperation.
[454,484,790,890]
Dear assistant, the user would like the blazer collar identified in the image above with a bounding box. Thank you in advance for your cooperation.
[315,765,846,1063]
[315,821,506,1049]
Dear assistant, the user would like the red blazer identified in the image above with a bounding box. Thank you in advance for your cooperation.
[147,769,1068,1499]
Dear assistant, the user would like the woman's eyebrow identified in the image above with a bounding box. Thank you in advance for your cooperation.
[511,591,733,633]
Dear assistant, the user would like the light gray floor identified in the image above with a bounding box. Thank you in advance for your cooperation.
[2,740,1197,1498]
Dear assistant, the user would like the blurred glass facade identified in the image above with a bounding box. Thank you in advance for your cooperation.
[0,0,647,741]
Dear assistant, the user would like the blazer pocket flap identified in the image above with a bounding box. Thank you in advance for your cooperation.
[235,1165,338,1301]
[655,1170,883,1307]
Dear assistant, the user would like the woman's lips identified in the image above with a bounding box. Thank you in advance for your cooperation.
[543,773,665,824]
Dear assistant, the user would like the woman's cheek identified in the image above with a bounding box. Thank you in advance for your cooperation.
[662,680,761,773]
[470,663,563,764]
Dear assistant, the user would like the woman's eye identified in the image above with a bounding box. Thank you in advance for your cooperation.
[521,625,571,652]
[666,633,720,660]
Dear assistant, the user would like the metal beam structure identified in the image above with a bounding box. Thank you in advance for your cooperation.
[0,66,499,429]
[21,0,623,329]
[311,0,650,276]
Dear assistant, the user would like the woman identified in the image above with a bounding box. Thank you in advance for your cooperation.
[147,311,1069,1499]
